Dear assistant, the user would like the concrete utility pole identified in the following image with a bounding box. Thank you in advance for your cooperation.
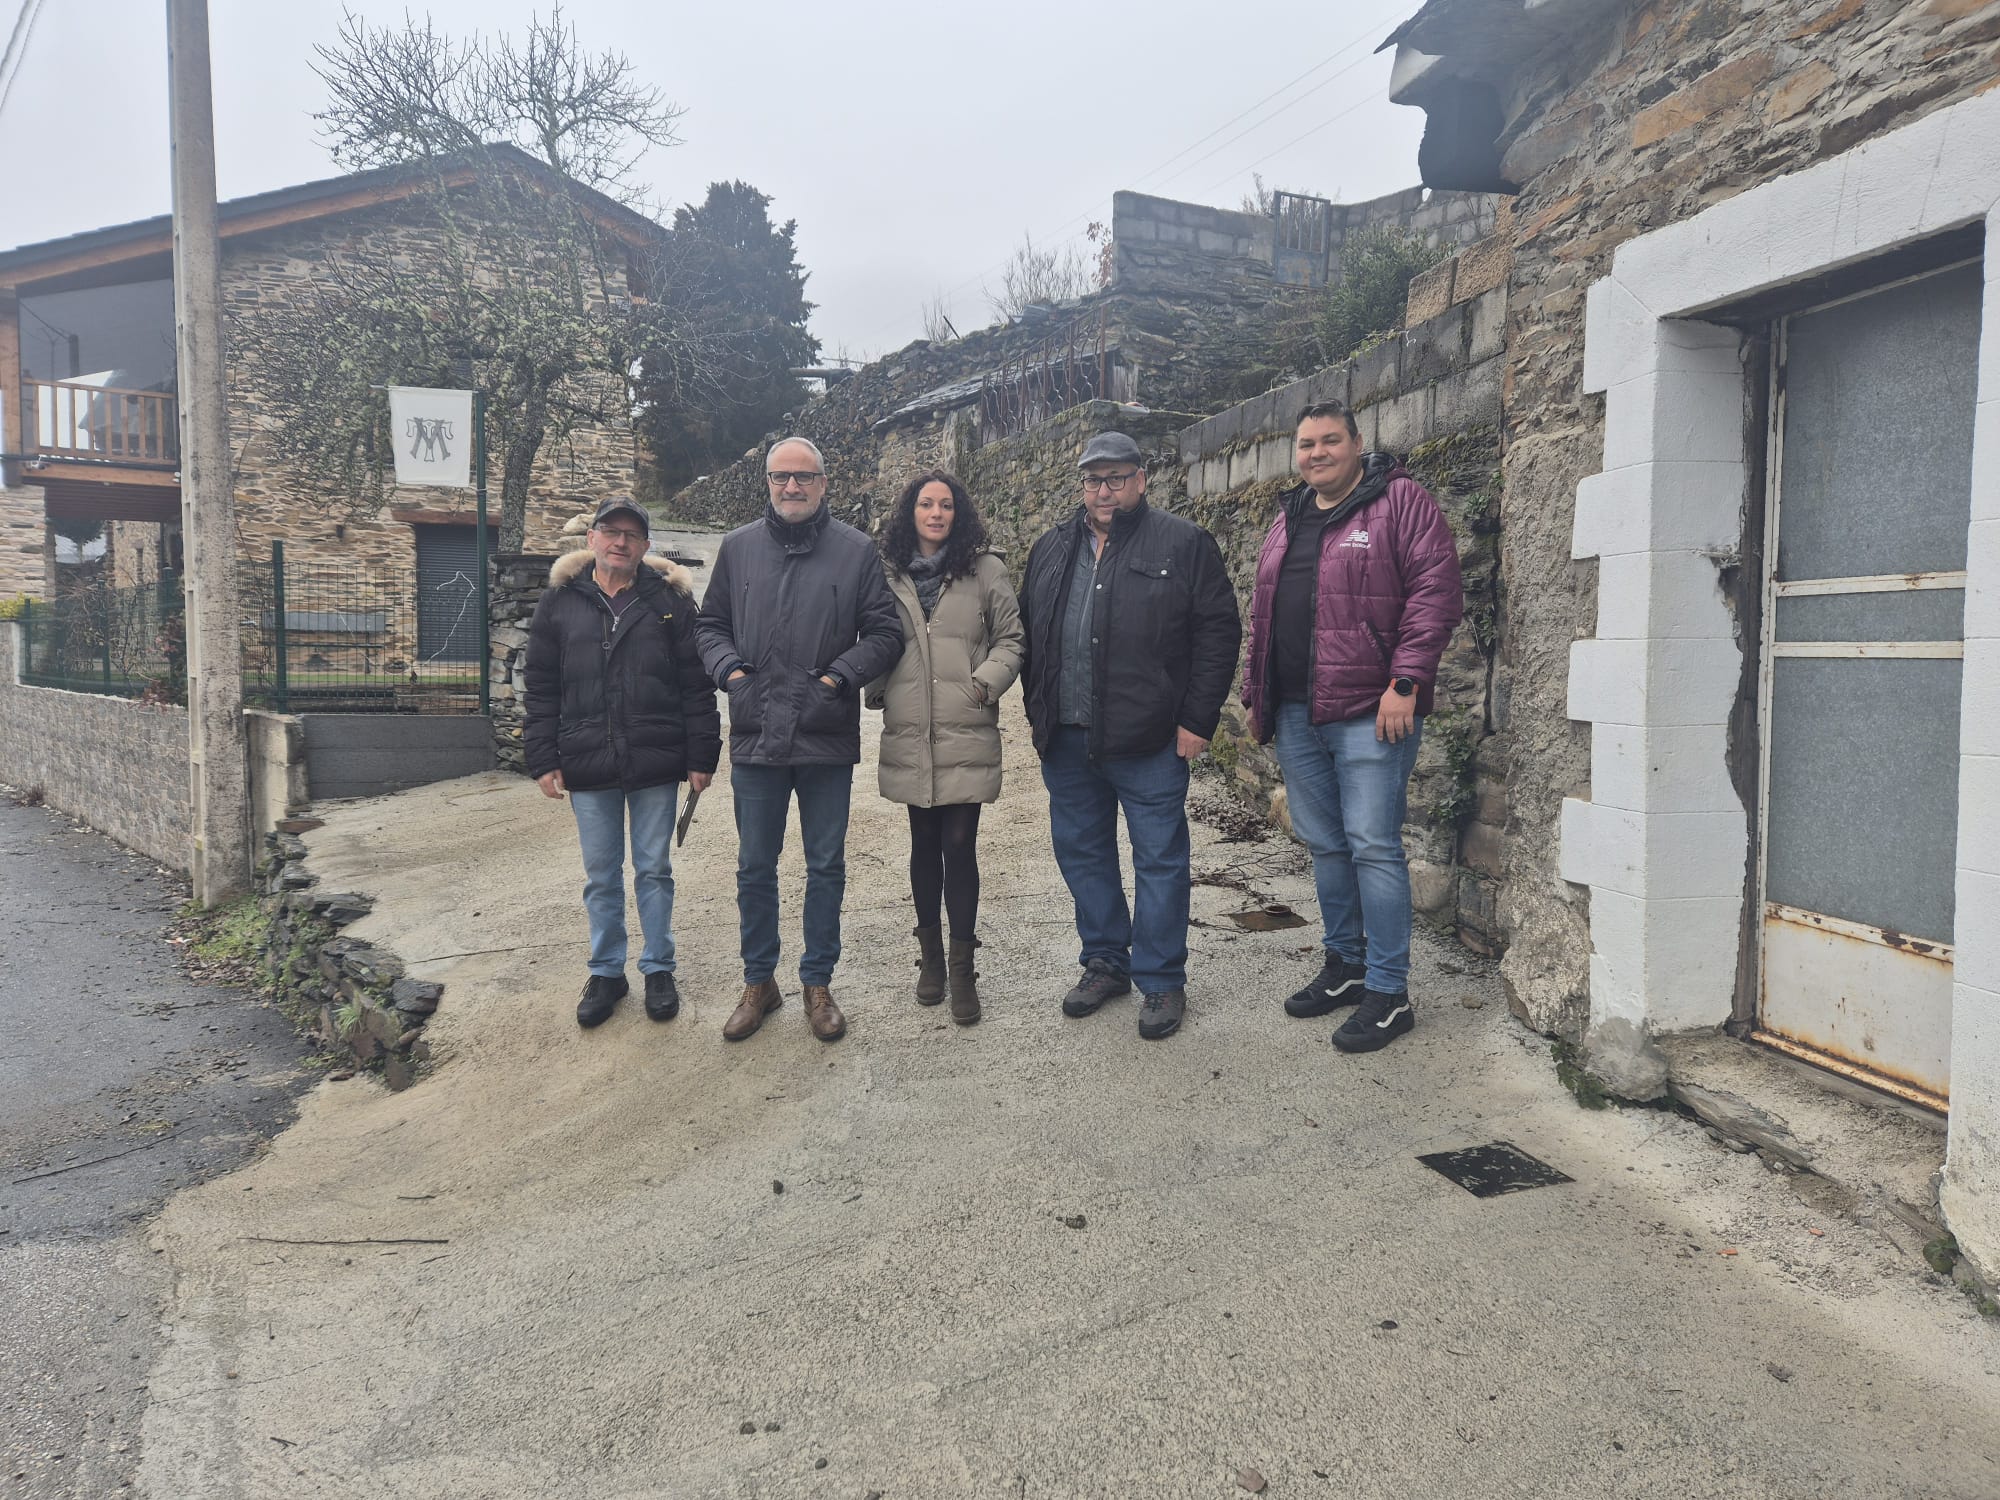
[166,0,250,904]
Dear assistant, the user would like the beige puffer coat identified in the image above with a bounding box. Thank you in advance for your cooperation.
[870,552,1024,807]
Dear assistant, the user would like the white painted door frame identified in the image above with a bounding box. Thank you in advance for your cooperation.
[1562,87,2000,1276]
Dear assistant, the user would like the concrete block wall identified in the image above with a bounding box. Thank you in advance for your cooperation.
[1181,287,1507,497]
[0,620,191,869]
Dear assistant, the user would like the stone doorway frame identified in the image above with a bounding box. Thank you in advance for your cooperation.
[1562,88,2000,1271]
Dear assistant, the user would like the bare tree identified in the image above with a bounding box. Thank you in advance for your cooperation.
[919,293,959,344]
[987,233,1092,321]
[233,9,705,550]
[314,5,683,204]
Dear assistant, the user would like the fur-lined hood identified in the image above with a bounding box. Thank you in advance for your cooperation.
[550,548,694,595]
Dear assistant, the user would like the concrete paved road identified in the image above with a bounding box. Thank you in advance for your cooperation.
[132,699,2000,1499]
[0,798,313,1498]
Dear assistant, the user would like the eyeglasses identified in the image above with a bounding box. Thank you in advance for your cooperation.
[593,527,645,544]
[767,470,825,486]
[1080,471,1139,493]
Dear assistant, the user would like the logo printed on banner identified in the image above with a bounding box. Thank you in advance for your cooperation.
[388,387,475,489]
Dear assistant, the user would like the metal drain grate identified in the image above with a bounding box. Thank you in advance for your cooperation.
[1418,1141,1573,1198]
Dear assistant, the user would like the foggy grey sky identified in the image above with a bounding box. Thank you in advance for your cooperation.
[0,1,1430,361]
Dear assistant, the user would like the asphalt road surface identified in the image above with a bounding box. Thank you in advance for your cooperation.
[0,797,312,1498]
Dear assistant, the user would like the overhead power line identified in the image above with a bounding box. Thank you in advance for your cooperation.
[0,0,47,122]
[1196,85,1393,199]
[845,6,1407,353]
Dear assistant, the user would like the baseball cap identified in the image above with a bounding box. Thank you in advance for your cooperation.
[591,496,650,535]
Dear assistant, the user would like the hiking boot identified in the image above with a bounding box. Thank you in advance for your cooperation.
[576,974,628,1029]
[1060,959,1131,1018]
[802,984,847,1042]
[1284,952,1367,1018]
[913,925,946,1006]
[723,979,781,1042]
[1332,989,1416,1052]
[643,971,681,1022]
[947,937,981,1027]
[1137,987,1186,1040]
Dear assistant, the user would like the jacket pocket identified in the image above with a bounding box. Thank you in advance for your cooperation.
[724,672,765,732]
[797,672,849,734]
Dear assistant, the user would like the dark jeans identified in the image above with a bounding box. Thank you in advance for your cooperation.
[1040,726,1191,994]
[908,803,982,939]
[731,762,853,986]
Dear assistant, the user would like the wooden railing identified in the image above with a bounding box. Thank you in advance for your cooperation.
[24,378,179,464]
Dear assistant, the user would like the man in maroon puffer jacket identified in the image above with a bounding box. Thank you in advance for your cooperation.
[1241,401,1463,1052]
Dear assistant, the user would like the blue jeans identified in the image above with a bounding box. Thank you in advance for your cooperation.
[1273,700,1423,993]
[569,783,680,978]
[731,762,853,986]
[1040,727,1192,994]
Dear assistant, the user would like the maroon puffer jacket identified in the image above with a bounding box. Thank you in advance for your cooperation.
[1241,456,1464,739]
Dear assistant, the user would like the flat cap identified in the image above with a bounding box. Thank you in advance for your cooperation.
[1077,431,1144,469]
[591,496,650,534]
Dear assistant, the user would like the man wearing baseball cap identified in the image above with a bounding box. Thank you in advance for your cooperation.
[524,496,721,1028]
[1017,431,1241,1039]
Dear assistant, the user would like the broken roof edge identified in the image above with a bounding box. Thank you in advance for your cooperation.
[0,142,667,282]
[1382,0,1626,105]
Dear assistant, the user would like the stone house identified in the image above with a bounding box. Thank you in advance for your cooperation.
[1383,0,2000,1280]
[0,146,650,673]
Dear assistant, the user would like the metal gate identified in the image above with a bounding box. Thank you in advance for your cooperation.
[1752,259,1984,1110]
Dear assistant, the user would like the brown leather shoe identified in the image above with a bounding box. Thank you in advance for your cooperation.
[802,983,847,1042]
[723,979,782,1042]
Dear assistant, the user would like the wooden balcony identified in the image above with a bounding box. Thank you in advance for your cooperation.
[23,378,178,467]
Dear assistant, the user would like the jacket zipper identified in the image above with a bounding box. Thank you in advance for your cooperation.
[1364,620,1393,671]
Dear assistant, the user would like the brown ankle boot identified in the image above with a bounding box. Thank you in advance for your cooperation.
[802,984,847,1042]
[913,925,946,1005]
[723,979,781,1042]
[947,937,981,1026]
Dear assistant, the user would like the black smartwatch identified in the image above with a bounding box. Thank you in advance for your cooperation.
[1391,676,1417,697]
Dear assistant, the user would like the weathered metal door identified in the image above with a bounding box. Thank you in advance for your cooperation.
[414,523,481,665]
[1754,261,1983,1109]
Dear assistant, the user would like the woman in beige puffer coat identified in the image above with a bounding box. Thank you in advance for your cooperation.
[869,469,1024,1025]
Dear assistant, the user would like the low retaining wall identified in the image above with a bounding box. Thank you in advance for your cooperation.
[0,619,191,869]
[259,828,439,1089]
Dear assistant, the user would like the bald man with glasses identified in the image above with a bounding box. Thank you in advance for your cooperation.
[694,437,904,1044]
[1017,431,1241,1040]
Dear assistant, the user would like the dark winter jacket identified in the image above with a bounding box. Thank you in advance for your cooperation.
[1018,498,1242,762]
[694,502,906,766]
[522,551,722,792]
[1241,454,1464,738]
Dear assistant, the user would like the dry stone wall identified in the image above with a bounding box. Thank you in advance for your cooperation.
[1473,0,2000,1033]
[667,184,1506,537]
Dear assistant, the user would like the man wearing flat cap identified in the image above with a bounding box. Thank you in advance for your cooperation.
[525,496,721,1029]
[1017,431,1241,1040]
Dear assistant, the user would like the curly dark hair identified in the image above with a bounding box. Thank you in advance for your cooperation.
[880,469,989,580]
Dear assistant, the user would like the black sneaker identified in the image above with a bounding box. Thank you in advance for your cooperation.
[576,974,628,1028]
[1060,959,1132,1018]
[1332,989,1415,1052]
[643,971,681,1022]
[1137,987,1186,1040]
[1283,953,1367,1018]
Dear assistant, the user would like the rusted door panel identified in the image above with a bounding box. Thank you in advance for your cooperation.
[1758,907,1952,1105]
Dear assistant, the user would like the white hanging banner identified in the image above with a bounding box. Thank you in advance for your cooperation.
[388,386,475,489]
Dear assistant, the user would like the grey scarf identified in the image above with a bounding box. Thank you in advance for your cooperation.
[905,550,951,618]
